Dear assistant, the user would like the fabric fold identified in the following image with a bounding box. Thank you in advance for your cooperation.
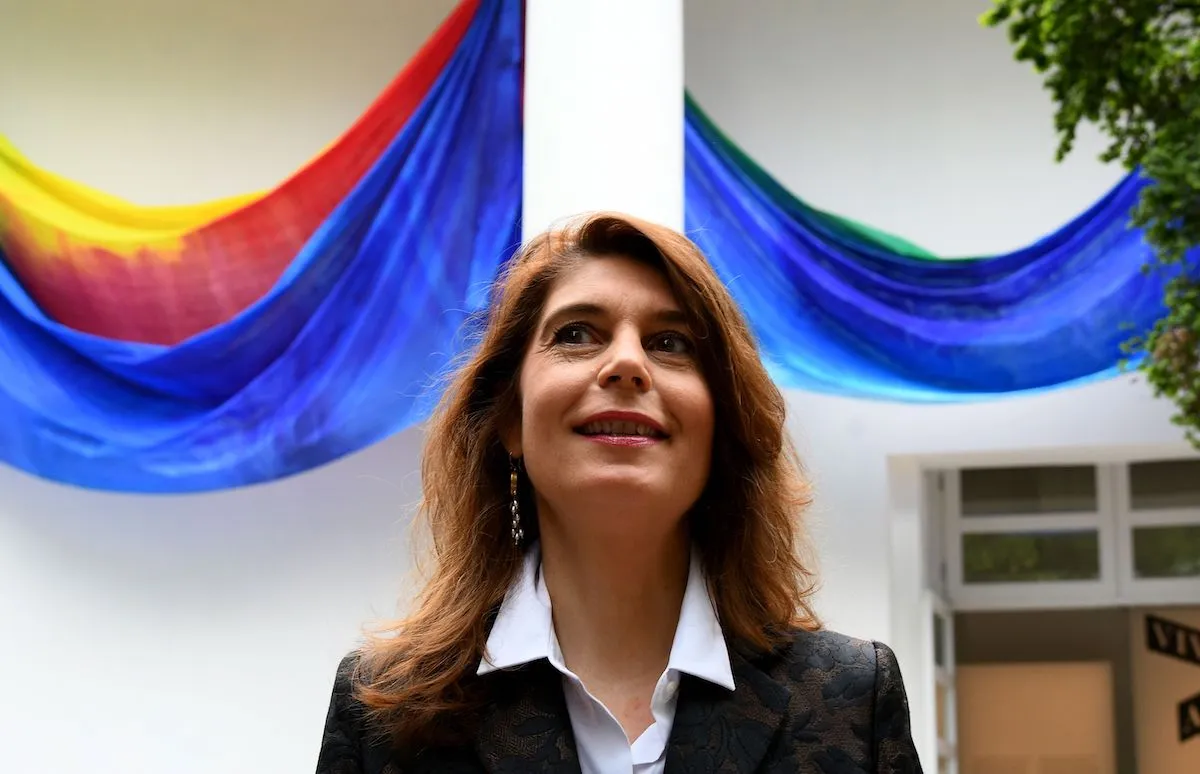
[684,94,1195,401]
[0,0,522,492]
[0,0,480,344]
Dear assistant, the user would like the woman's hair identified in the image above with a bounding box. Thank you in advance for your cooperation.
[353,212,819,749]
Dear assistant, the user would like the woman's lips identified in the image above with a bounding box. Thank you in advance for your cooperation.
[580,433,662,448]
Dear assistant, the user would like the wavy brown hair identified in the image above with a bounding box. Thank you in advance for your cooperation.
[353,212,820,750]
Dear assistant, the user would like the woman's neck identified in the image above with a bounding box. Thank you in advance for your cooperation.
[539,523,691,687]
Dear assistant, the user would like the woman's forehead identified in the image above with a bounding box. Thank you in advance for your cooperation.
[539,256,683,319]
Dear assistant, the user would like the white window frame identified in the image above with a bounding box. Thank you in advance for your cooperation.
[942,466,1119,611]
[919,472,957,773]
[925,470,949,600]
[922,591,957,774]
[1113,463,1200,606]
[940,461,1200,611]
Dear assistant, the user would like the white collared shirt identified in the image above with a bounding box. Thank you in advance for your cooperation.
[477,546,735,774]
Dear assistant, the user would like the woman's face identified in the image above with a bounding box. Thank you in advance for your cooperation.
[507,255,715,540]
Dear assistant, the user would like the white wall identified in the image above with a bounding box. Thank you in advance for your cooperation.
[0,0,457,204]
[523,0,684,235]
[0,0,1192,772]
[0,1,453,772]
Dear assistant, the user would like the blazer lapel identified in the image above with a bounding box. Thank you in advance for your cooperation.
[664,644,791,774]
[474,662,582,774]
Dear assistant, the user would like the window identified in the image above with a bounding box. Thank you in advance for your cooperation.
[941,459,1200,610]
[943,465,1115,610]
[1132,525,1200,578]
[932,612,946,669]
[925,594,957,774]
[960,465,1096,516]
[1118,459,1200,605]
[961,530,1100,584]
[1129,459,1200,510]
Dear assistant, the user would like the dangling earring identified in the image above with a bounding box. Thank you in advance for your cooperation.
[509,455,524,548]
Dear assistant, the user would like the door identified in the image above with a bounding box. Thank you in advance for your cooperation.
[957,662,1116,774]
[925,590,959,774]
[924,472,959,773]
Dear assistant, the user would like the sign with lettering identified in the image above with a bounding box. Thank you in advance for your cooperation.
[1181,692,1200,744]
[1145,614,1200,668]
[1145,614,1200,744]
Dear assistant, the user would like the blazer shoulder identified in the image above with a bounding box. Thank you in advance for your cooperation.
[771,628,909,707]
[329,650,366,717]
[772,629,923,771]
[316,650,371,774]
[336,650,365,683]
[782,626,883,673]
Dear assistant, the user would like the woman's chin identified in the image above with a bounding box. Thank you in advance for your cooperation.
[552,472,693,519]
[570,467,662,493]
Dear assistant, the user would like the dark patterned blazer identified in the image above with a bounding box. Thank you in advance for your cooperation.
[315,628,923,773]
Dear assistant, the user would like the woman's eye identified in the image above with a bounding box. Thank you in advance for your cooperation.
[553,323,596,346]
[651,331,694,355]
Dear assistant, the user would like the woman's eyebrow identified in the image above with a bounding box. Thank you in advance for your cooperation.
[543,301,605,323]
[539,302,689,331]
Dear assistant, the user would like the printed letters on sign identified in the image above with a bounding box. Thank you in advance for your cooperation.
[1180,693,1200,743]
[1145,614,1200,668]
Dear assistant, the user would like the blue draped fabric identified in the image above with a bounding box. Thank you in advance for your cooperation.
[3,16,1194,494]
[0,0,522,493]
[684,95,1194,401]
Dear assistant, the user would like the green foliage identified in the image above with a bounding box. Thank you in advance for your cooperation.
[1132,524,1200,577]
[982,0,1200,446]
[962,525,1200,581]
[962,531,1100,583]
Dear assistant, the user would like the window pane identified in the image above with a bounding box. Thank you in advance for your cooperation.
[933,612,947,668]
[1132,524,1200,578]
[1130,459,1200,510]
[962,531,1100,583]
[960,466,1097,516]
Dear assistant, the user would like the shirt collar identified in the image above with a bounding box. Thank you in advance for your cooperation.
[477,544,735,691]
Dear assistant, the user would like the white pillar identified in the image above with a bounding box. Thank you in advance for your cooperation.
[887,457,936,770]
[522,0,684,237]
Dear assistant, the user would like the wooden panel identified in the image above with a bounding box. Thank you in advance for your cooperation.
[1130,607,1200,774]
[957,663,1114,774]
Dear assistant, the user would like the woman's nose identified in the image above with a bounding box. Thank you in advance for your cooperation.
[597,332,651,391]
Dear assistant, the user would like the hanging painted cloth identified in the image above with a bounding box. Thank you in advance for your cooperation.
[684,94,1193,401]
[0,0,523,492]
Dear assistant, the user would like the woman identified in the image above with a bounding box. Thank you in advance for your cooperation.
[316,213,922,773]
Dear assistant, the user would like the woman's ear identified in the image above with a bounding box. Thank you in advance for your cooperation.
[500,421,522,459]
[498,390,522,458]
